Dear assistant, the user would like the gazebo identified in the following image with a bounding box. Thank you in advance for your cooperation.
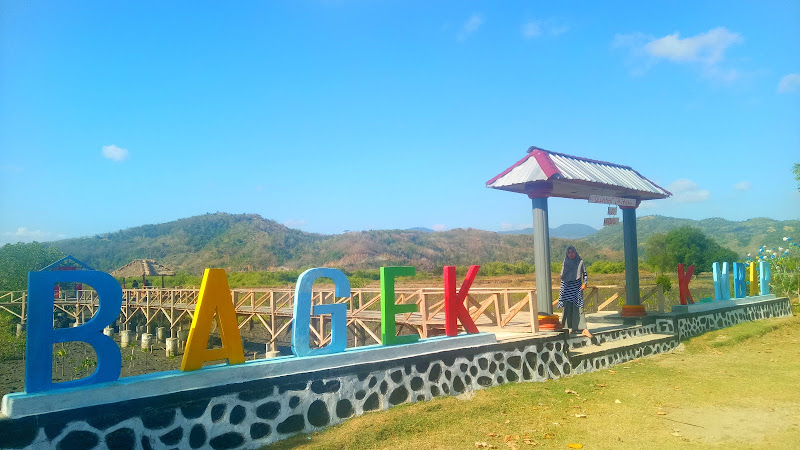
[487,146,671,326]
[111,259,176,288]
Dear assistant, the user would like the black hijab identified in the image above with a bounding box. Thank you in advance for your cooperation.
[561,245,582,281]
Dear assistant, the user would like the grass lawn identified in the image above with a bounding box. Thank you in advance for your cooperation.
[268,310,800,449]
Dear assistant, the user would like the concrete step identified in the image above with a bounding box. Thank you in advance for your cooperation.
[584,311,627,324]
[566,324,653,350]
[568,332,678,366]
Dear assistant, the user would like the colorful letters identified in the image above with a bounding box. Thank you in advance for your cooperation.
[759,261,770,295]
[25,271,122,393]
[380,266,419,346]
[677,264,695,305]
[180,269,245,371]
[443,265,480,336]
[712,262,731,301]
[291,268,350,357]
[733,262,747,298]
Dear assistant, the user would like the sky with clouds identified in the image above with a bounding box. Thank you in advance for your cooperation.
[1,1,798,245]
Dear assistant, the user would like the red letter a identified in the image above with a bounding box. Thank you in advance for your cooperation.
[677,264,695,305]
[444,265,480,336]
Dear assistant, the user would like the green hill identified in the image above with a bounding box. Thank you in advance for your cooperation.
[44,213,611,274]
[42,213,797,275]
[586,215,800,257]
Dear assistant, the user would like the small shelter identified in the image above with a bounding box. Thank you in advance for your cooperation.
[487,146,671,324]
[111,259,176,288]
[40,255,94,271]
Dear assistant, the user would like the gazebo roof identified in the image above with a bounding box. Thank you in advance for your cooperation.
[110,259,175,278]
[486,147,671,201]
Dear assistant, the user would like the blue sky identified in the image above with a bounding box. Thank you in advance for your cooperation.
[1,1,799,245]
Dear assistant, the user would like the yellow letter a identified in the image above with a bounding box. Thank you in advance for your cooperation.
[180,269,245,371]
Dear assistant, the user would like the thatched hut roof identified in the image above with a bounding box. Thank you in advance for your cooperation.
[110,259,176,278]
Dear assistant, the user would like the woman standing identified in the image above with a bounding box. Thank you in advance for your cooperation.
[557,246,592,338]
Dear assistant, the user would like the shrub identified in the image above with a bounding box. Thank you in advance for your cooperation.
[587,261,625,274]
[655,274,673,293]
[0,312,24,361]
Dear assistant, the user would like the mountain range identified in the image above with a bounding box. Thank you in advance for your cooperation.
[43,213,798,274]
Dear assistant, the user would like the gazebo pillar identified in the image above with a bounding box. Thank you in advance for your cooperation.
[621,202,646,317]
[528,183,561,330]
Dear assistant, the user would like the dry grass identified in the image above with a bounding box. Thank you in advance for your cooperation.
[268,312,800,449]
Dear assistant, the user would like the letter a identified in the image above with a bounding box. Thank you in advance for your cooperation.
[677,264,695,305]
[443,265,480,336]
[181,269,245,371]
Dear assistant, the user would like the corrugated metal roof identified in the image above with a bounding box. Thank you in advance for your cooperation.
[486,147,671,201]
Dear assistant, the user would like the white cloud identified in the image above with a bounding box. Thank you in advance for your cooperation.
[1,227,65,245]
[734,181,751,191]
[644,28,741,65]
[522,20,569,39]
[614,27,742,81]
[102,144,129,162]
[283,219,306,229]
[432,224,447,232]
[457,14,484,41]
[522,21,541,39]
[667,179,711,203]
[777,73,800,94]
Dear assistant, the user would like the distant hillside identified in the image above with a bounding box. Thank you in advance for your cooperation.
[585,215,800,256]
[48,213,326,274]
[43,213,794,275]
[44,213,612,274]
[502,224,598,239]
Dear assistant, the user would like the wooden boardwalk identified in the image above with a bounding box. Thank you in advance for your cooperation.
[0,284,666,350]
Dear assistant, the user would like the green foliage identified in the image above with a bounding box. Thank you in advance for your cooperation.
[643,226,739,276]
[643,232,671,275]
[655,274,672,293]
[0,242,65,291]
[770,257,799,298]
[479,261,534,276]
[587,261,625,274]
[0,311,25,361]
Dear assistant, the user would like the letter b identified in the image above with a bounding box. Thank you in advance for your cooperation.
[26,271,122,393]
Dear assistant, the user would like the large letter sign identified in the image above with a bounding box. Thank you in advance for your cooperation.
[26,271,122,393]
[733,262,747,298]
[748,262,759,297]
[443,265,480,336]
[181,269,245,371]
[381,266,418,346]
[712,262,731,301]
[677,264,695,305]
[759,261,770,296]
[291,268,350,357]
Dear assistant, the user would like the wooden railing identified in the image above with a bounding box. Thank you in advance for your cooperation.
[0,284,668,348]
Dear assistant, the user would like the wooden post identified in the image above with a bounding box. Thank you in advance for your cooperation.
[528,291,538,333]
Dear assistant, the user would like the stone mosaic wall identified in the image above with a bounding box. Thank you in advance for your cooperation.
[674,297,792,339]
[570,335,679,375]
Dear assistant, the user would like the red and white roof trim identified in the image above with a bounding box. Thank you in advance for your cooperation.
[486,146,671,201]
